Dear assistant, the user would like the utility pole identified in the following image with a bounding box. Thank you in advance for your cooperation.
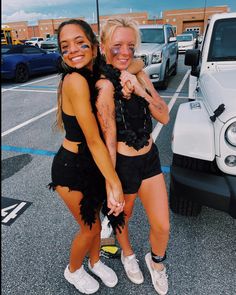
[96,0,100,36]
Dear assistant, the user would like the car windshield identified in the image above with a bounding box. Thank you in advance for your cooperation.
[46,35,57,41]
[140,28,164,44]
[177,35,193,41]
[30,37,38,41]
[208,18,236,61]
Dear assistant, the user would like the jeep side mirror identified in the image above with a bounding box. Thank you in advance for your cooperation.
[185,49,201,77]
[185,49,200,66]
[169,36,177,43]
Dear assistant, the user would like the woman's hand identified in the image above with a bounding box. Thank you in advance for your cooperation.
[106,182,125,216]
[120,71,146,98]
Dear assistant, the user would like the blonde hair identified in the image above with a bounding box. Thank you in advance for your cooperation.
[100,17,141,49]
[101,17,150,92]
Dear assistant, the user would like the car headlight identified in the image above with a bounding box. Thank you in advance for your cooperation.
[151,52,162,64]
[225,122,236,147]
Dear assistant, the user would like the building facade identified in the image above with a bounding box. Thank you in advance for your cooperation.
[3,6,229,41]
[163,6,229,35]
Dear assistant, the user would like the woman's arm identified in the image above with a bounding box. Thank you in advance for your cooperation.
[120,70,169,125]
[95,79,117,167]
[63,73,123,214]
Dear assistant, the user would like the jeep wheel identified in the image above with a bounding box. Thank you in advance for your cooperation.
[15,64,29,83]
[170,154,202,216]
[169,186,201,216]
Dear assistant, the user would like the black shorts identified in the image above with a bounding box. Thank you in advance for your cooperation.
[49,145,106,227]
[48,144,125,232]
[116,143,162,194]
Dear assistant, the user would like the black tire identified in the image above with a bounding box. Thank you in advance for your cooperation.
[15,64,29,83]
[169,186,201,217]
[170,154,222,216]
[171,55,178,76]
[158,62,169,90]
[170,154,202,216]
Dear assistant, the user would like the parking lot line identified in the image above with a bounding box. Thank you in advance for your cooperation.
[7,89,56,93]
[1,107,57,137]
[152,69,190,141]
[1,74,58,93]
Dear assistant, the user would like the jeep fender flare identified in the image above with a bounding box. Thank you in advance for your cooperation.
[172,101,215,161]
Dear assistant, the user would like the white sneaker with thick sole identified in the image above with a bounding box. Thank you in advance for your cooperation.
[88,259,118,287]
[64,265,99,294]
[121,251,144,284]
[145,253,168,295]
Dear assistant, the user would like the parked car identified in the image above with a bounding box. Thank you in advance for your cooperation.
[176,34,195,53]
[170,12,236,218]
[182,30,199,48]
[1,44,61,83]
[134,24,178,89]
[40,34,59,53]
[25,37,44,47]
[197,35,203,44]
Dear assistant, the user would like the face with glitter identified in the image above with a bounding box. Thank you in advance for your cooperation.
[59,24,95,70]
[102,27,136,71]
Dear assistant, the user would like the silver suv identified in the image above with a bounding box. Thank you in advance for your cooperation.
[135,24,178,89]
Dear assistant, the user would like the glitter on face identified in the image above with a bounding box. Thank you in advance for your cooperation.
[62,50,68,55]
[110,46,135,57]
[110,47,120,56]
[81,44,90,49]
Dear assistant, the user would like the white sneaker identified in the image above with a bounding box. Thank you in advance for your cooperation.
[101,216,113,239]
[121,251,144,284]
[64,264,99,294]
[88,259,118,287]
[145,253,168,295]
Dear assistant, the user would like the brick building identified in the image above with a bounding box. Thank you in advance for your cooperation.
[163,6,229,35]
[3,5,229,41]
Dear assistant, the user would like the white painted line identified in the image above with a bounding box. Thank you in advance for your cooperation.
[1,107,57,137]
[161,95,188,99]
[1,74,59,93]
[5,89,57,93]
[152,69,191,141]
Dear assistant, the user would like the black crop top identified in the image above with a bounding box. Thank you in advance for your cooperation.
[99,63,153,151]
[60,66,99,143]
[62,110,85,142]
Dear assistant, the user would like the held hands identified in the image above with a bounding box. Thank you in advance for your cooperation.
[106,181,125,216]
[120,71,146,99]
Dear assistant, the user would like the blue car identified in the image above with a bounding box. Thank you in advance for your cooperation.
[1,44,62,83]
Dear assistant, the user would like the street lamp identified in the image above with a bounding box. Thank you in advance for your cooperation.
[96,0,100,36]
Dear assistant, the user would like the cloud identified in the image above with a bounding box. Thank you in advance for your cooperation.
[2,0,88,14]
[2,10,56,24]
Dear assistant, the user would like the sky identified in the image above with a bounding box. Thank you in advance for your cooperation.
[2,0,236,25]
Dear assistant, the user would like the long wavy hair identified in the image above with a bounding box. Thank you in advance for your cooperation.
[55,19,99,131]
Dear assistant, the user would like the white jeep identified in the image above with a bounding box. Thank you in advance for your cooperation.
[170,12,236,218]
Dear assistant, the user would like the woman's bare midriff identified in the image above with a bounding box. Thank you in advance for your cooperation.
[62,138,82,154]
[117,138,153,156]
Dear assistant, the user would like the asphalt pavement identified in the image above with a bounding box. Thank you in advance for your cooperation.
[2,56,235,295]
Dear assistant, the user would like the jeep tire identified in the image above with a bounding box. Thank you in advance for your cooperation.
[170,154,202,216]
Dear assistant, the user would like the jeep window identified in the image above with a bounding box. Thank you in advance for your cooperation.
[208,18,236,61]
[140,28,164,44]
